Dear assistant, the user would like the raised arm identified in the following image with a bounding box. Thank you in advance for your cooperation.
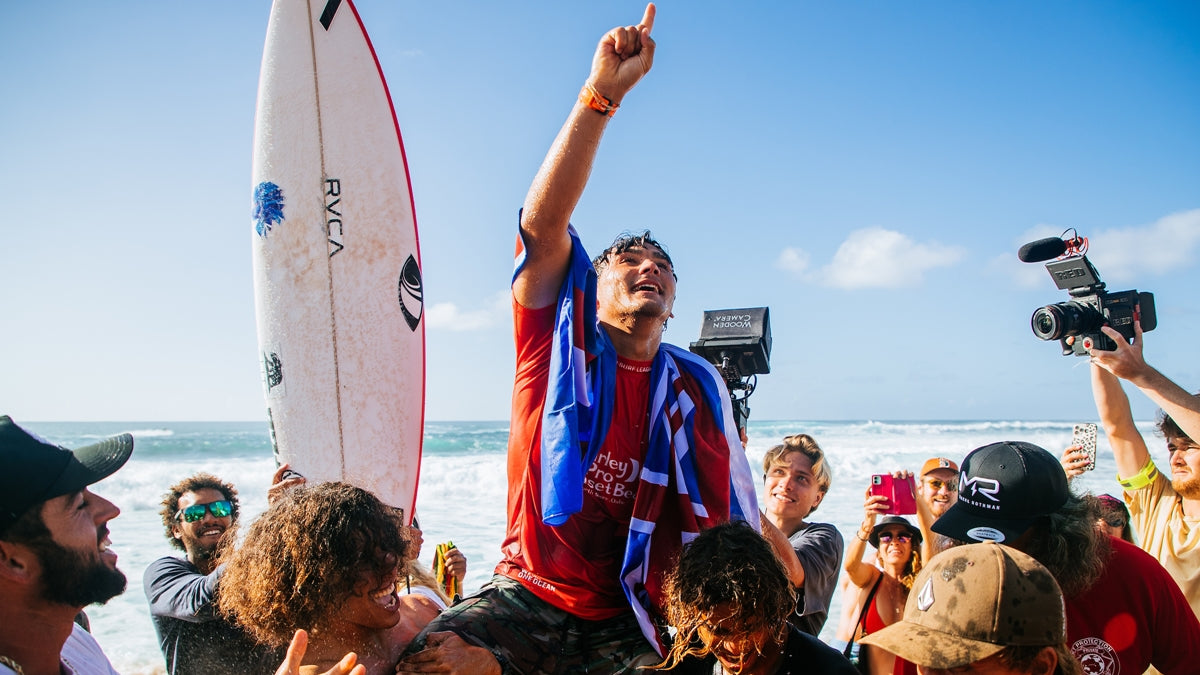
[1091,362,1151,479]
[514,4,656,309]
[844,489,886,588]
[1092,322,1200,445]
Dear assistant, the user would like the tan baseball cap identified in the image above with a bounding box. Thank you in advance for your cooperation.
[859,542,1066,669]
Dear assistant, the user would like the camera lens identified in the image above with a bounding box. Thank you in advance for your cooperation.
[1030,301,1103,341]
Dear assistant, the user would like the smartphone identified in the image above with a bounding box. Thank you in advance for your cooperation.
[869,474,918,515]
[1073,423,1098,472]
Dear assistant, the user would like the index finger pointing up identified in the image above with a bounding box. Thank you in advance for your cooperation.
[640,3,656,34]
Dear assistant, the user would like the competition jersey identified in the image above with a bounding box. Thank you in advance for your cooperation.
[1064,536,1200,675]
[1125,467,1200,621]
[497,300,652,619]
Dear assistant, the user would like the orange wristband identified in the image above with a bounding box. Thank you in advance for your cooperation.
[579,84,619,117]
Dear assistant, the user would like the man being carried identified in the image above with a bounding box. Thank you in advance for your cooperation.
[401,5,757,674]
[1086,320,1200,620]
[0,415,133,675]
[144,472,287,675]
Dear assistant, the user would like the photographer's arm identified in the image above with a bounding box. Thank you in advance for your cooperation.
[1094,322,1200,445]
[1090,363,1150,480]
[515,4,656,310]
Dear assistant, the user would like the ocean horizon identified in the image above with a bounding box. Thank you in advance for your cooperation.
[20,418,1149,674]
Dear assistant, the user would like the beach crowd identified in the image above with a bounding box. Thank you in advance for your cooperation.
[3,5,1199,675]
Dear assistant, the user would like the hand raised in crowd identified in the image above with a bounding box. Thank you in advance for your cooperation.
[268,463,306,505]
[442,546,467,585]
[276,630,365,675]
[588,3,656,103]
[1087,319,1151,383]
[394,632,501,675]
[1060,445,1090,479]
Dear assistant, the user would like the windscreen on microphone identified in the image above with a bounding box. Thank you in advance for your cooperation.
[1018,237,1068,263]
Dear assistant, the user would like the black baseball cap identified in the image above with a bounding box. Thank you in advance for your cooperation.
[870,515,923,549]
[0,416,133,534]
[931,441,1068,544]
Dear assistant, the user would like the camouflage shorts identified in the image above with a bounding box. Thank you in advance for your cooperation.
[406,575,661,675]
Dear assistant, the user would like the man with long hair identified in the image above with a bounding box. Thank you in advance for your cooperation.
[933,440,1200,674]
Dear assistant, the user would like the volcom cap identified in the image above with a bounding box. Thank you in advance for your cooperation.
[0,415,133,534]
[931,441,1069,544]
[859,542,1066,669]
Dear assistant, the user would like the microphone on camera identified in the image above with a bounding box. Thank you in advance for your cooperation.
[1018,237,1069,263]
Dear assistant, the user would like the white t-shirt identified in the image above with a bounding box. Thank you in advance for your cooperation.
[0,624,119,675]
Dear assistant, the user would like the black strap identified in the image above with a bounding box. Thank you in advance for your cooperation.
[843,572,884,659]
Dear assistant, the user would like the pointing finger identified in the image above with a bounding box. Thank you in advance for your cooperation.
[640,3,656,34]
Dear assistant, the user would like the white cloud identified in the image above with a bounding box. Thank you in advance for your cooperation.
[1086,209,1200,283]
[775,247,811,275]
[425,291,510,331]
[815,227,967,289]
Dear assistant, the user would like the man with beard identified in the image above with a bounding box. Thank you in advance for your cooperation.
[144,472,286,675]
[0,415,133,675]
[1085,321,1200,621]
[932,440,1200,675]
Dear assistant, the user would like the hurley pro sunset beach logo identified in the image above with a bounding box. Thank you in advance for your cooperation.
[253,181,285,237]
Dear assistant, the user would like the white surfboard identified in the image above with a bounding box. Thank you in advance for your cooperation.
[250,0,424,523]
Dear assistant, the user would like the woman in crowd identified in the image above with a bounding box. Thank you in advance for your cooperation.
[844,485,923,675]
[218,482,495,675]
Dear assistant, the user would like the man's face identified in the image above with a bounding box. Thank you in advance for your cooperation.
[763,451,825,524]
[919,468,959,518]
[1167,435,1200,499]
[595,245,676,327]
[31,488,126,607]
[172,488,235,561]
[695,603,778,675]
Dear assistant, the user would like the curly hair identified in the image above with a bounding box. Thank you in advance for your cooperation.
[653,521,795,670]
[216,482,414,647]
[158,473,239,550]
[1018,493,1111,598]
[761,434,833,514]
[592,230,676,280]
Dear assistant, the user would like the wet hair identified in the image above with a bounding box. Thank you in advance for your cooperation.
[996,644,1083,675]
[653,521,794,670]
[217,482,413,647]
[761,434,833,514]
[1019,493,1111,598]
[159,473,240,550]
[1084,493,1135,544]
[592,230,676,279]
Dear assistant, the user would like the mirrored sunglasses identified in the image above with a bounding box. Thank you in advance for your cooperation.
[177,500,232,523]
[878,532,912,544]
[925,478,959,492]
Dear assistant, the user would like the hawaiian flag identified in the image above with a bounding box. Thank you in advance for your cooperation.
[513,226,760,653]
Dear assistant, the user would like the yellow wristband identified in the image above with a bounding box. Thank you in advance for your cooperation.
[1117,458,1158,491]
[579,84,619,117]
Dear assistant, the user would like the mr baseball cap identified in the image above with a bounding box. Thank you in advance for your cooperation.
[859,542,1066,669]
[0,415,133,534]
[920,457,959,477]
[931,441,1069,544]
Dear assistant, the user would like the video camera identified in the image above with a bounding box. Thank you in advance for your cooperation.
[1019,231,1156,356]
[689,307,771,432]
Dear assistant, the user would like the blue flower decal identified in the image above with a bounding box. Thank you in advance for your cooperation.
[253,182,285,237]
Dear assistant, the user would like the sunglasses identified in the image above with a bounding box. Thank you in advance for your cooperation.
[176,500,233,523]
[878,532,912,544]
[925,478,959,492]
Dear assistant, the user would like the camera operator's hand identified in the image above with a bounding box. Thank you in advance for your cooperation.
[1089,319,1151,385]
[1060,446,1090,480]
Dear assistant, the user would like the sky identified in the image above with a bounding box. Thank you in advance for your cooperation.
[3,1,1198,423]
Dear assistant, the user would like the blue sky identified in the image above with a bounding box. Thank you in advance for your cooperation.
[3,1,1198,423]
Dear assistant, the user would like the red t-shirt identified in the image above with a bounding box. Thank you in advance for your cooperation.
[495,300,655,619]
[1064,536,1200,674]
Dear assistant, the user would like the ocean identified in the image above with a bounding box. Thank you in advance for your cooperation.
[23,418,1151,674]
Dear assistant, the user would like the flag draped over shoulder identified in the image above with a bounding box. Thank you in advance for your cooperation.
[513,226,760,653]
